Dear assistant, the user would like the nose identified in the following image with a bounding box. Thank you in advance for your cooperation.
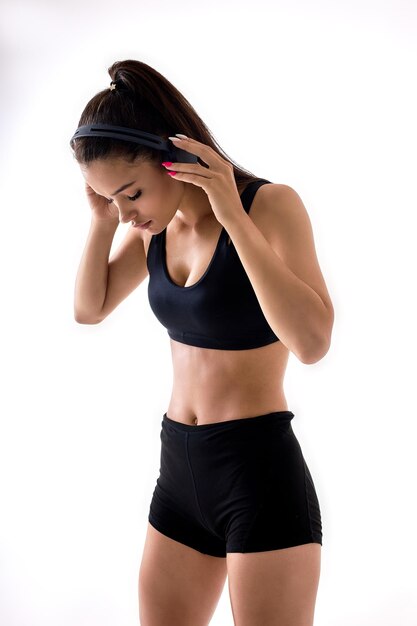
[119,213,134,224]
[117,206,138,224]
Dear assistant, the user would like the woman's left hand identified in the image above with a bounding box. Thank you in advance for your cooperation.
[163,135,245,227]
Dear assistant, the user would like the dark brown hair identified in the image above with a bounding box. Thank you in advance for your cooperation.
[70,59,265,190]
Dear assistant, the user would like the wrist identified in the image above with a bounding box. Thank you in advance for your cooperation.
[91,216,119,230]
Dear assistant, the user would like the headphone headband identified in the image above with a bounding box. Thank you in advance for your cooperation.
[69,123,198,163]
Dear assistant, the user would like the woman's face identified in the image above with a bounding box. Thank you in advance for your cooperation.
[81,156,185,233]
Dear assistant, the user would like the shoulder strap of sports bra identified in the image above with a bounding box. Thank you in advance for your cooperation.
[240,178,273,214]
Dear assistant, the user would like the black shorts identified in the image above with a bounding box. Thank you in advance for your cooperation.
[148,410,323,558]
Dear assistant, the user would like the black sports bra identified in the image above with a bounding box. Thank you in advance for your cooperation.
[146,178,280,350]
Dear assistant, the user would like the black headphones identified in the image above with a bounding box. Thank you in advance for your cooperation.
[70,124,198,164]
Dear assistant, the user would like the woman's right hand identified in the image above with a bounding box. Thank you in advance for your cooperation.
[84,181,120,222]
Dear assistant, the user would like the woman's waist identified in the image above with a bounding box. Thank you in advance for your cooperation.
[168,341,288,425]
[167,378,288,426]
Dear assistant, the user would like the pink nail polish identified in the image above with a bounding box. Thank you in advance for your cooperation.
[167,171,177,176]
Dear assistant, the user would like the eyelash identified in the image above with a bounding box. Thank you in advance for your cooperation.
[107,190,142,204]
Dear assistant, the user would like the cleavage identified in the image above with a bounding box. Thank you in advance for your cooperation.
[165,219,225,288]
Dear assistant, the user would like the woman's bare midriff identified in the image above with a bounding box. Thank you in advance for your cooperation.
[142,181,290,426]
[167,338,290,425]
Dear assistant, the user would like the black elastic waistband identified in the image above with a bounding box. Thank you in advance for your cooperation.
[162,410,294,433]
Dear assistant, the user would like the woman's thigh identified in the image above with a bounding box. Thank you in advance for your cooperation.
[227,542,321,626]
[139,522,227,626]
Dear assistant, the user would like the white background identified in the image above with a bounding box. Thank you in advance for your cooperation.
[1,1,416,624]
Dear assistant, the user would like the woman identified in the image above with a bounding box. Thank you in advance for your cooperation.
[70,59,334,626]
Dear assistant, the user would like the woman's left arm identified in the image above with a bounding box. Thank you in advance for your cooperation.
[222,185,335,364]
[165,136,334,364]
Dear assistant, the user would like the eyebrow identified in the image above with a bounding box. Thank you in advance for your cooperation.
[111,180,137,196]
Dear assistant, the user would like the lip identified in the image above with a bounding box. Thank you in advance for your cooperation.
[133,220,152,229]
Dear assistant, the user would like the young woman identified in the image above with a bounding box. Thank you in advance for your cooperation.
[70,59,334,626]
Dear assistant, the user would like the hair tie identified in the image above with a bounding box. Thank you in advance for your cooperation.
[109,80,118,91]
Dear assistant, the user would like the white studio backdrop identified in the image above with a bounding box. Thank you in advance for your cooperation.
[0,1,416,624]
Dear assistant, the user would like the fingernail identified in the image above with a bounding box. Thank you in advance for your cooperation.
[167,171,177,176]
[161,162,172,167]
[175,133,188,139]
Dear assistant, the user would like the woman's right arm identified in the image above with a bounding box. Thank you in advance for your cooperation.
[74,181,150,324]
[74,217,118,323]
[74,217,149,324]
[74,218,149,324]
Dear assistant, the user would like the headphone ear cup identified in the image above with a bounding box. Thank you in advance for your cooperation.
[171,146,199,164]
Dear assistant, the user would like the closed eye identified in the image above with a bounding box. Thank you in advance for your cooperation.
[128,190,142,201]
[107,190,142,204]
